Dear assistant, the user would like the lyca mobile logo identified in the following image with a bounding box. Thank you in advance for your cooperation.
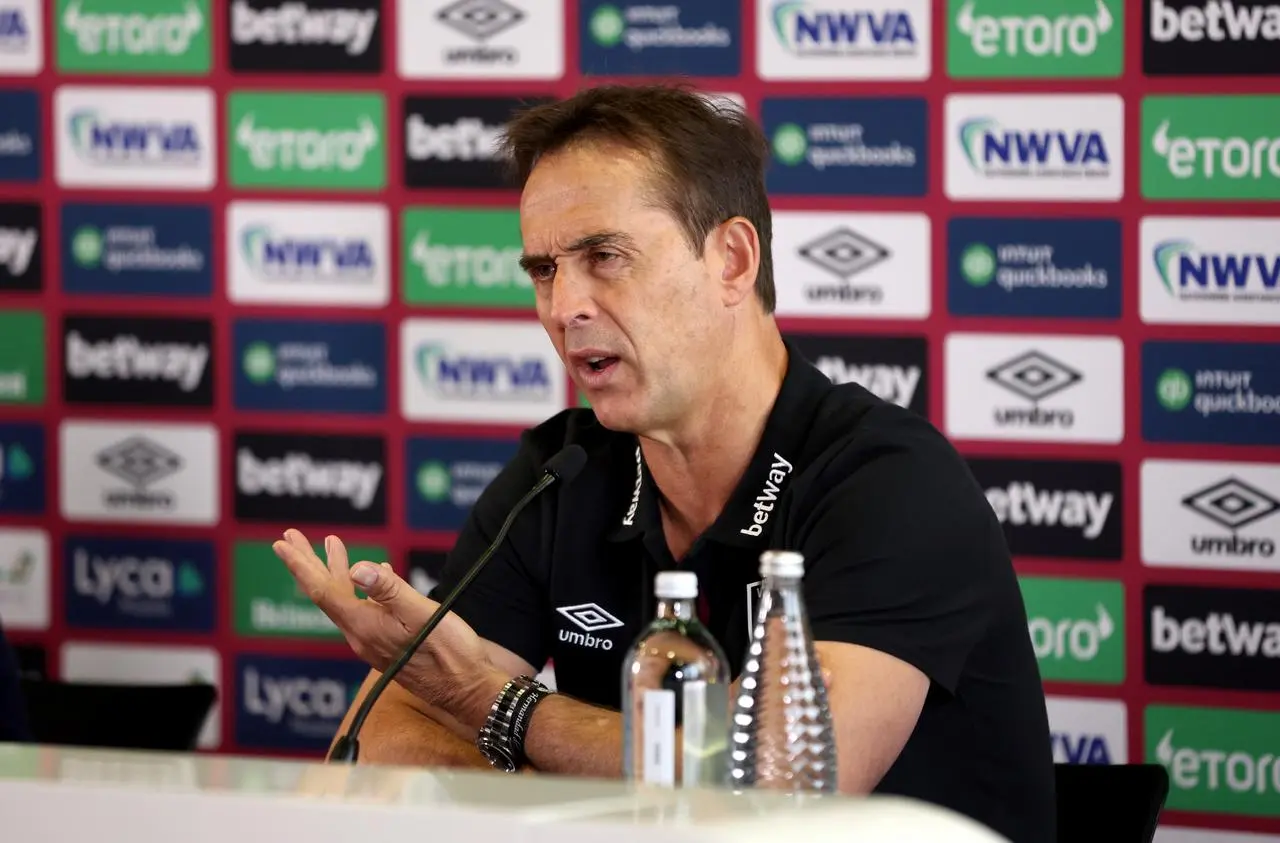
[987,350,1083,429]
[770,2,918,56]
[952,0,1117,68]
[60,0,204,58]
[1183,476,1279,559]
[242,666,354,726]
[240,225,375,281]
[72,546,202,605]
[68,109,201,166]
[230,0,378,56]
[1144,96,1280,199]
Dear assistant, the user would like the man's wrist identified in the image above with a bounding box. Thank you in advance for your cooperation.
[456,669,509,742]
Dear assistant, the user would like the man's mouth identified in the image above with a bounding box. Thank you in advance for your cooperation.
[586,356,618,373]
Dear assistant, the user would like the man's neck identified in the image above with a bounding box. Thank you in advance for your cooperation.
[639,332,788,555]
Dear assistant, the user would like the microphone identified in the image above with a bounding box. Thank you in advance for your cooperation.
[328,444,588,763]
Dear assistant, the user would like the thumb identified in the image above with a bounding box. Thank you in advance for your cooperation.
[350,561,405,605]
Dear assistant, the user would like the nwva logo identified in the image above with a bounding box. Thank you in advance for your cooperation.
[235,113,378,173]
[1051,731,1115,765]
[1154,240,1280,296]
[961,119,1110,173]
[242,667,353,724]
[68,110,201,164]
[415,345,552,400]
[0,8,31,50]
[773,7,917,51]
[71,548,203,605]
[240,226,375,279]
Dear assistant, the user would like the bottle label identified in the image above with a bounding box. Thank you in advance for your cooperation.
[682,681,707,784]
[642,688,675,786]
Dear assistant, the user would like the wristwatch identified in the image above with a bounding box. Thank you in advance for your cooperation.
[476,675,552,772]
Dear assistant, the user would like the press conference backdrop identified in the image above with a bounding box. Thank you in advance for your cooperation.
[0,0,1278,838]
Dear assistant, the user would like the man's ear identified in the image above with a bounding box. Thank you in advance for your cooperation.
[715,217,761,308]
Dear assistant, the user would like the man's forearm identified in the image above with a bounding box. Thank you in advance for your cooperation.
[522,694,624,778]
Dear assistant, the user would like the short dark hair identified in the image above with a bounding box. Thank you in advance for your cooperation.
[498,84,775,313]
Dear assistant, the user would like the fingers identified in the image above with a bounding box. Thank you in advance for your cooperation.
[272,530,334,607]
[349,560,402,605]
[325,535,353,594]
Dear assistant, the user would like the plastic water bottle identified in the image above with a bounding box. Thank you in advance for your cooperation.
[622,571,730,787]
[728,550,837,793]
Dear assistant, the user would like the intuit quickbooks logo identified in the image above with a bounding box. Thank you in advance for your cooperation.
[1143,95,1280,200]
[233,318,386,415]
[1143,341,1280,446]
[580,2,739,76]
[228,91,386,190]
[1019,576,1124,683]
[949,0,1122,78]
[56,0,210,73]
[1148,704,1280,816]
[406,436,519,531]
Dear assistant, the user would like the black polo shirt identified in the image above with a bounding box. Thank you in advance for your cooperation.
[429,342,1056,843]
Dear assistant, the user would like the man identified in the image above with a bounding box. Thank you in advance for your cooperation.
[0,614,31,742]
[274,84,1056,842]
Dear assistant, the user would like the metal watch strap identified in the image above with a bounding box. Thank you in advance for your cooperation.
[477,675,550,772]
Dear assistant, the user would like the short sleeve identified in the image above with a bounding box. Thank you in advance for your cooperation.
[428,432,551,672]
[792,416,1003,695]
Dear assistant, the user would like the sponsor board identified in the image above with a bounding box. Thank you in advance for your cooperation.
[59,420,219,525]
[55,0,210,73]
[0,0,43,75]
[1140,216,1280,326]
[967,457,1123,561]
[54,85,216,190]
[945,333,1124,443]
[1143,95,1280,200]
[1148,704,1280,817]
[64,535,215,632]
[61,202,211,298]
[407,548,447,597]
[1157,830,1280,843]
[226,200,390,307]
[1045,695,1128,764]
[403,96,550,189]
[62,315,214,407]
[0,89,39,183]
[401,207,531,308]
[1144,0,1280,75]
[948,0,1124,78]
[1020,575,1125,684]
[947,216,1122,318]
[771,211,930,319]
[1143,340,1280,446]
[0,422,44,515]
[580,0,739,76]
[228,0,383,72]
[945,93,1125,201]
[400,317,567,425]
[757,0,931,81]
[234,652,368,751]
[233,318,386,415]
[1142,459,1280,572]
[61,641,221,748]
[233,540,380,638]
[406,436,519,531]
[0,310,45,406]
[0,527,50,630]
[764,96,928,197]
[397,0,563,80]
[1146,584,1280,692]
[0,201,42,292]
[785,333,928,416]
[233,431,387,526]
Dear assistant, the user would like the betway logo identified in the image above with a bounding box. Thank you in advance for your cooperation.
[235,113,378,172]
[1029,603,1114,661]
[409,232,524,289]
[740,453,794,537]
[956,0,1113,57]
[65,331,208,392]
[242,667,349,723]
[1157,729,1280,796]
[1151,605,1280,659]
[405,115,501,161]
[231,0,378,55]
[1051,731,1115,765]
[814,357,919,409]
[62,0,204,56]
[1151,0,1280,43]
[0,227,37,275]
[1151,120,1280,182]
[236,448,382,510]
[985,481,1114,540]
[72,549,196,605]
[1154,240,1280,297]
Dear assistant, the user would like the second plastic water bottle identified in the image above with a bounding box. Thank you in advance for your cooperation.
[728,550,837,793]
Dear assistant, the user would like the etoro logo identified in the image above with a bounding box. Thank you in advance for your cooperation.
[986,350,1083,429]
[1184,477,1279,558]
[1143,96,1280,200]
[402,207,529,306]
[557,602,623,651]
[1148,705,1280,815]
[57,0,209,73]
[1020,576,1125,683]
[950,0,1121,78]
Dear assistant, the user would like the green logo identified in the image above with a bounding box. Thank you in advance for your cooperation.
[2,444,33,480]
[960,243,996,286]
[590,4,625,46]
[242,342,275,384]
[402,208,531,308]
[1143,95,1280,200]
[1148,705,1280,817]
[416,461,451,502]
[176,561,204,595]
[772,123,808,166]
[0,312,45,406]
[1157,368,1193,411]
[948,0,1122,78]
[228,91,386,190]
[232,541,380,638]
[57,0,210,74]
[71,226,103,268]
[1019,576,1124,684]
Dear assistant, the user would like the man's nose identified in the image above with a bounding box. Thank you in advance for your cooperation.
[548,267,597,327]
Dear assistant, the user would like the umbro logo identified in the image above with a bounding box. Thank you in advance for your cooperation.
[96,437,183,489]
[987,351,1083,404]
[797,228,890,281]
[557,602,623,651]
[437,0,524,41]
[1183,478,1280,532]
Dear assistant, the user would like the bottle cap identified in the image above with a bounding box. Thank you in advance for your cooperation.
[759,550,804,578]
[655,570,698,599]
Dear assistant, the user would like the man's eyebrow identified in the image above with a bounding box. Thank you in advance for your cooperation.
[518,231,637,272]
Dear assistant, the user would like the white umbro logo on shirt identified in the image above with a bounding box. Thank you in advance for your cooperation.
[557,602,623,652]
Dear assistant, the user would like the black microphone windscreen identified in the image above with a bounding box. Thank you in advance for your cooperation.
[543,444,587,484]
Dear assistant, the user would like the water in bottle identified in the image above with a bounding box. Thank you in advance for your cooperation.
[728,550,837,793]
[622,570,730,787]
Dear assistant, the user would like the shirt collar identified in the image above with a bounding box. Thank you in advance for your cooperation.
[607,340,833,548]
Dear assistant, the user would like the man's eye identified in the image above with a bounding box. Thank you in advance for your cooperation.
[529,264,556,282]
[590,251,617,264]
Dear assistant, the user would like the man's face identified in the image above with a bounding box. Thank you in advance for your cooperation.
[519,141,725,435]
